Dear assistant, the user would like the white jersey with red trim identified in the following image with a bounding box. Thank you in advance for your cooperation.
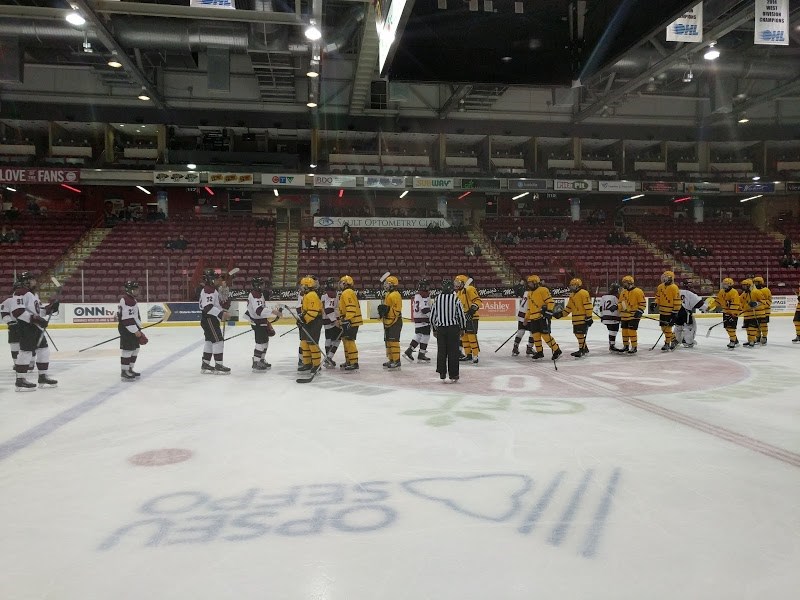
[412,292,431,325]
[117,294,142,334]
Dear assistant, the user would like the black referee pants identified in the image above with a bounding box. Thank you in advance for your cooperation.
[436,325,461,380]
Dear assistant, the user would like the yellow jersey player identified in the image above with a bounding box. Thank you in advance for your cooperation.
[752,276,771,345]
[337,275,363,371]
[523,275,562,361]
[618,275,646,354]
[297,276,323,375]
[712,277,741,349]
[738,279,766,348]
[454,274,482,363]
[554,278,593,357]
[379,272,403,369]
[655,270,681,351]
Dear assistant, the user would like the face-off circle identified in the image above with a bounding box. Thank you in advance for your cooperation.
[129,449,193,466]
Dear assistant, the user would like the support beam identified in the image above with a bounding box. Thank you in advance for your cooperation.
[72,0,167,110]
[574,4,754,123]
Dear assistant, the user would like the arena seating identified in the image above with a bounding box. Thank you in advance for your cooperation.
[59,216,275,302]
[298,228,504,289]
[628,217,799,289]
[482,217,680,293]
[1,214,90,289]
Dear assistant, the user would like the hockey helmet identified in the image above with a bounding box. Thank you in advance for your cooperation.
[418,279,429,291]
[741,278,753,288]
[722,277,734,290]
[753,276,765,287]
[339,275,354,289]
[251,277,264,291]
[661,270,675,284]
[124,280,140,295]
[569,277,582,291]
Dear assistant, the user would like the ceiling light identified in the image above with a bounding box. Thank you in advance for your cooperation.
[65,11,85,26]
[108,59,122,68]
[307,101,318,108]
[704,43,720,61]
[738,116,749,123]
[136,185,151,195]
[752,176,760,181]
[186,163,197,170]
[306,70,319,78]
[400,190,409,198]
[273,189,279,196]
[305,22,322,41]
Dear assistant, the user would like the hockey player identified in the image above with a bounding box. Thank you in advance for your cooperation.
[10,272,58,391]
[655,270,681,351]
[118,280,148,381]
[554,278,593,357]
[199,269,231,374]
[512,279,533,356]
[337,275,363,370]
[738,279,766,348]
[297,276,323,374]
[1,281,22,369]
[245,277,276,371]
[404,279,432,362]
[321,278,342,367]
[752,276,771,344]
[523,274,562,361]
[455,275,482,363]
[619,275,646,354]
[379,272,403,369]
[674,280,708,348]
[712,278,741,349]
[599,282,623,351]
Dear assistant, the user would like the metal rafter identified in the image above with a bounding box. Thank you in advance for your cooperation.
[574,3,755,123]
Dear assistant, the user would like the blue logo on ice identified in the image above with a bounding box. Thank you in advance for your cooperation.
[672,24,698,36]
[760,30,785,43]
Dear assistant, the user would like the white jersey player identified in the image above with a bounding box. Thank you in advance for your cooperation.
[675,284,708,347]
[512,281,533,356]
[117,280,147,381]
[599,283,623,351]
[404,280,432,362]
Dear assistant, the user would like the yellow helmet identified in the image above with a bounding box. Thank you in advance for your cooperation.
[722,277,734,289]
[741,278,753,287]
[622,275,634,286]
[339,275,354,288]
[569,277,582,289]
[753,276,764,286]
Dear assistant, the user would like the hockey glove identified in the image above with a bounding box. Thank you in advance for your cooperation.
[377,304,389,318]
[137,332,149,345]
[749,301,759,308]
[633,310,644,319]
[552,310,564,319]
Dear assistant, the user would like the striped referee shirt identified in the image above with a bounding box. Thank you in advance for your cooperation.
[430,291,467,329]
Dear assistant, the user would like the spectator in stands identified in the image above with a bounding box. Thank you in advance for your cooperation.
[318,237,328,251]
[310,236,318,250]
[300,235,309,250]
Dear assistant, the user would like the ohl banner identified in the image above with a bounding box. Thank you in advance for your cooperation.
[754,0,789,45]
[666,2,703,42]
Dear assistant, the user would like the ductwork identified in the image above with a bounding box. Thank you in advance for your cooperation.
[611,50,800,80]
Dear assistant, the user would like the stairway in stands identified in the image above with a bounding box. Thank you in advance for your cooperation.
[39,227,112,298]
[271,229,299,289]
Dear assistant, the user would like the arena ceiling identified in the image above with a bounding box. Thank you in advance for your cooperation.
[0,0,799,138]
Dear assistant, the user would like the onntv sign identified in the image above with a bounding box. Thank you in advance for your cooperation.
[413,177,454,189]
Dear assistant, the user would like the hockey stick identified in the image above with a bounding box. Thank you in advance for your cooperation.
[494,330,518,352]
[705,320,724,337]
[282,305,335,366]
[77,319,164,352]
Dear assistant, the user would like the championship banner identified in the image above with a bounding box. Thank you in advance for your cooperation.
[313,216,449,229]
[754,0,789,45]
[263,174,306,187]
[364,176,406,188]
[0,167,80,184]
[207,173,254,186]
[554,179,592,191]
[508,178,548,191]
[666,2,703,42]
[735,182,775,193]
[153,171,200,184]
[413,177,454,190]
[598,181,636,193]
[313,175,358,188]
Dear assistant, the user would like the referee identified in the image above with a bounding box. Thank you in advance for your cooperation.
[431,278,467,382]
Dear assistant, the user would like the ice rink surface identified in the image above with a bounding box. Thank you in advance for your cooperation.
[1,317,799,600]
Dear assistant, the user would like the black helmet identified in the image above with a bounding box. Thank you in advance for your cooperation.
[251,276,264,290]
[124,280,140,294]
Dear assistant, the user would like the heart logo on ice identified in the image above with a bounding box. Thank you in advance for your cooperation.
[401,474,532,522]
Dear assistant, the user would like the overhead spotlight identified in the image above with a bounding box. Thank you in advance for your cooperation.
[186,163,197,170]
[305,21,322,41]
[65,11,85,26]
[704,43,720,61]
[738,116,750,123]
